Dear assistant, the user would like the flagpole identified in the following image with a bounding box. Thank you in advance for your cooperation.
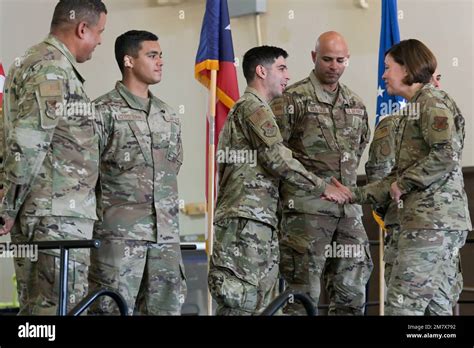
[206,68,217,315]
[379,227,385,315]
[255,14,263,46]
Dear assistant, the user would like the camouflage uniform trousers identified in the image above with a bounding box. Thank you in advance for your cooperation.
[279,213,373,315]
[10,227,32,313]
[208,218,279,315]
[383,224,399,287]
[88,240,187,315]
[16,215,93,315]
[385,228,467,315]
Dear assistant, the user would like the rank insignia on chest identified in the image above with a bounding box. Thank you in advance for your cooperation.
[115,114,146,121]
[432,116,448,131]
[261,120,278,137]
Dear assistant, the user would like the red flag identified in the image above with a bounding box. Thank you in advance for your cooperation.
[0,63,5,111]
[195,0,239,199]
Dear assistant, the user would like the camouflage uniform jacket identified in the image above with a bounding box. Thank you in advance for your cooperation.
[365,115,402,226]
[0,35,99,221]
[94,81,182,242]
[214,86,327,229]
[354,84,472,230]
[271,70,370,217]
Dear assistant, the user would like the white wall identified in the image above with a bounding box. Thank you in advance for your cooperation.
[1,0,473,302]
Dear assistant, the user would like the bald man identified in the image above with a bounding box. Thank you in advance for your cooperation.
[271,31,373,315]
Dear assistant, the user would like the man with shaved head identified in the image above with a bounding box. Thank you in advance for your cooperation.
[271,31,373,315]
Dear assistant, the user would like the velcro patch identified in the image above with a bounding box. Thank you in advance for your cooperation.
[116,114,146,121]
[374,126,389,140]
[345,108,364,116]
[248,107,282,147]
[261,120,278,137]
[308,104,329,114]
[379,140,391,156]
[432,116,448,131]
[39,80,62,97]
[248,108,269,127]
[271,99,286,116]
[45,99,60,119]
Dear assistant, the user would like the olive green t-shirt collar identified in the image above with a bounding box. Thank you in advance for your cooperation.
[309,70,349,106]
[115,81,157,113]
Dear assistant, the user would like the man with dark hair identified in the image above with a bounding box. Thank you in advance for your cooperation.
[88,30,187,315]
[208,45,350,316]
[0,0,107,314]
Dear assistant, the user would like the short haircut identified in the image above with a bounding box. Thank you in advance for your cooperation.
[385,39,437,85]
[51,0,107,30]
[242,45,288,83]
[115,30,159,74]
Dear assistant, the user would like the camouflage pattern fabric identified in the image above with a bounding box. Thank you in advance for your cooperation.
[214,86,327,229]
[271,70,372,315]
[279,213,372,315]
[17,215,93,315]
[93,81,182,242]
[0,34,100,315]
[210,86,327,315]
[353,84,471,231]
[365,115,402,228]
[208,218,279,315]
[385,229,467,315]
[88,240,186,315]
[353,84,471,315]
[1,35,99,221]
[271,70,370,217]
[90,81,185,315]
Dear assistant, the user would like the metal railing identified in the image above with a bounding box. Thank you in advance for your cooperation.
[261,289,317,316]
[0,241,202,316]
[1,239,128,316]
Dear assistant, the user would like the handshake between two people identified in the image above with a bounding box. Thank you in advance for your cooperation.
[321,177,404,205]
[321,177,353,204]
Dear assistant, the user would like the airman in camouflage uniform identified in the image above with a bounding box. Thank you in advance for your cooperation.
[271,32,373,315]
[365,114,401,284]
[87,31,186,316]
[364,66,465,311]
[209,46,346,316]
[352,80,471,315]
[0,0,107,315]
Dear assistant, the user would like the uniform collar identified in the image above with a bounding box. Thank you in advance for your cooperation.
[309,70,350,106]
[410,83,433,102]
[44,34,85,83]
[245,86,270,108]
[115,81,157,112]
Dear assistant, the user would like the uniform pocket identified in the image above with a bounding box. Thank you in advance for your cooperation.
[166,118,182,165]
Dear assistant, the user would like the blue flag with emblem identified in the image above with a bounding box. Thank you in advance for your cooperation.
[376,0,404,125]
